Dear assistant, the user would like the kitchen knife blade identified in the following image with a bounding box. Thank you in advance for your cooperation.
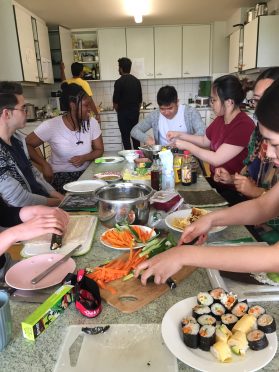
[31,244,81,285]
[69,334,84,367]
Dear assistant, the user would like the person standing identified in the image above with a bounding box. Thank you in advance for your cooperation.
[113,57,142,150]
[60,62,101,123]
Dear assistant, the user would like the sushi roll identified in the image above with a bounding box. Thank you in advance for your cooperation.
[232,314,257,334]
[221,313,238,330]
[209,287,226,303]
[210,341,232,362]
[215,324,232,343]
[182,323,200,349]
[197,292,214,306]
[248,305,266,318]
[231,301,249,318]
[197,314,216,326]
[181,316,197,328]
[199,325,216,351]
[211,303,226,321]
[220,292,238,311]
[247,329,268,350]
[228,331,249,356]
[257,314,276,334]
[192,304,211,319]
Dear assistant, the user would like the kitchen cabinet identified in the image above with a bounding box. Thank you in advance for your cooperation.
[243,15,279,71]
[49,26,73,81]
[98,28,126,81]
[229,29,240,73]
[126,27,154,79]
[71,29,100,80]
[14,4,39,82]
[154,26,182,79]
[100,112,123,151]
[182,25,211,77]
[0,0,53,83]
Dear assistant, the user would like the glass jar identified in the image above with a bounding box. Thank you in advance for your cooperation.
[181,150,192,186]
[151,154,162,191]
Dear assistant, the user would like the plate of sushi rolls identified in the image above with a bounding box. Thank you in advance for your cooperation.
[161,288,277,371]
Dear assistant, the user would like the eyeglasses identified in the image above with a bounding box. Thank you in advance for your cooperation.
[8,106,28,114]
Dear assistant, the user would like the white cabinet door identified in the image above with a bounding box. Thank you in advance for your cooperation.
[229,29,240,73]
[182,25,211,77]
[154,26,182,78]
[257,15,279,68]
[14,4,39,82]
[126,27,154,79]
[36,18,54,84]
[0,0,23,81]
[59,26,73,80]
[98,28,126,80]
[243,18,258,71]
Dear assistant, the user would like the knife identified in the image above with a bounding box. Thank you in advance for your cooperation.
[31,244,81,285]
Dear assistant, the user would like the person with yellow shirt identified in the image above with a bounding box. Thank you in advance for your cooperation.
[60,62,100,123]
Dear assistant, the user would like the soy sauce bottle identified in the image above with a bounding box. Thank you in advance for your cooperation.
[151,154,162,191]
[181,150,192,186]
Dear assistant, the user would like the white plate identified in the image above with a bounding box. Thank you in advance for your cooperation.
[94,172,122,183]
[165,209,227,235]
[5,253,76,290]
[54,324,178,372]
[63,179,107,193]
[161,297,277,372]
[95,156,124,164]
[100,225,156,250]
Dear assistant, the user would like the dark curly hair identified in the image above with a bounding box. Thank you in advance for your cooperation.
[60,82,89,132]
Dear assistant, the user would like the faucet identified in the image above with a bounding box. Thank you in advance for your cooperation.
[142,102,152,110]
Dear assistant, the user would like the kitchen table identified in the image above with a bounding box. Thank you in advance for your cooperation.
[1,160,279,372]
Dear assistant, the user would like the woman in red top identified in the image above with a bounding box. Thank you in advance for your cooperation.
[167,75,255,204]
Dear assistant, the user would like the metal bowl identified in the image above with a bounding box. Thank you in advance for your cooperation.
[94,182,154,228]
[138,145,162,159]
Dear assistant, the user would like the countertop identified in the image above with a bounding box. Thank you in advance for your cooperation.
[1,161,278,372]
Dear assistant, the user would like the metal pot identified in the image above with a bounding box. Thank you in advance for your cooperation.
[25,103,36,122]
[138,144,162,160]
[94,182,154,228]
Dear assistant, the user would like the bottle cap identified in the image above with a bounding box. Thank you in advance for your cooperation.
[183,150,191,155]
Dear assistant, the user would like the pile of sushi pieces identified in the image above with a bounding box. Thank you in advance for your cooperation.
[181,288,276,363]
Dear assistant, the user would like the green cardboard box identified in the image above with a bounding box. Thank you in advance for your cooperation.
[21,284,74,341]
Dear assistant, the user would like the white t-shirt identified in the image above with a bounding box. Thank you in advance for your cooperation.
[34,116,101,173]
[158,104,186,145]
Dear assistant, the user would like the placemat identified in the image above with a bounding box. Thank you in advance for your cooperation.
[179,189,228,207]
[59,193,98,212]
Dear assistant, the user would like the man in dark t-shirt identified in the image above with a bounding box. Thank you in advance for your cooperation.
[113,58,142,149]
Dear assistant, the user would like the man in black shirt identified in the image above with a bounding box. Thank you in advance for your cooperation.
[113,58,142,149]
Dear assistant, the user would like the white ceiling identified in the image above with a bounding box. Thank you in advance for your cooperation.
[15,0,259,28]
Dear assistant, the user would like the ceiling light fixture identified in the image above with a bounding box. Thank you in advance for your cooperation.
[124,0,150,24]
[134,14,143,23]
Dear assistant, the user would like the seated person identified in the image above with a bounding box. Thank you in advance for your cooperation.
[60,61,100,123]
[167,75,255,205]
[214,67,279,199]
[0,201,69,281]
[135,79,279,285]
[131,85,205,146]
[26,83,104,194]
[0,81,64,207]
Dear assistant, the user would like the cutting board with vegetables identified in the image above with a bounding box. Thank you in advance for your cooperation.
[99,254,196,313]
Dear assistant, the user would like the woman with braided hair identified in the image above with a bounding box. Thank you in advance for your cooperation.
[26,83,104,193]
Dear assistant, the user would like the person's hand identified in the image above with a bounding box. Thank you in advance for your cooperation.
[42,163,54,183]
[12,212,69,242]
[135,246,185,285]
[234,173,264,198]
[145,136,155,146]
[178,215,212,245]
[214,167,233,184]
[20,206,69,225]
[169,138,187,150]
[69,155,86,167]
[95,113,101,123]
[166,131,182,141]
[49,191,64,202]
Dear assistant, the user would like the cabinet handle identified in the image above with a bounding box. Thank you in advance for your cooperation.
[147,73,153,76]
[156,73,162,76]
[183,72,190,75]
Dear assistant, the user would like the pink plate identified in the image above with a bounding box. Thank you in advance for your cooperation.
[5,253,76,290]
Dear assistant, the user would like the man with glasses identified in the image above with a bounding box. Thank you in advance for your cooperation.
[0,81,64,207]
[131,85,204,146]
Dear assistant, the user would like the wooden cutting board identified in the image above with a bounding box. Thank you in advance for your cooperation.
[100,258,196,313]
